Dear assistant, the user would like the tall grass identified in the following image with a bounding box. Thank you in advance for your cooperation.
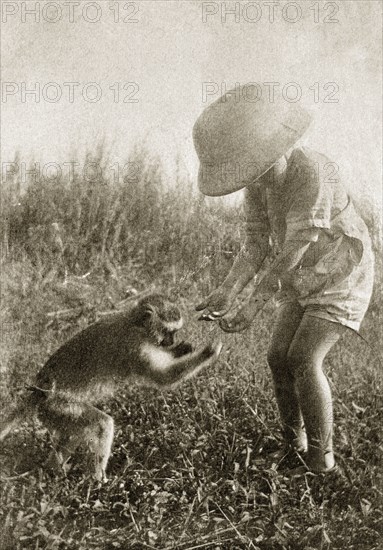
[0,146,382,549]
[1,147,242,284]
[0,145,244,398]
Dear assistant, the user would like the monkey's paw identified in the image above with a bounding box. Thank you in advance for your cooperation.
[171,341,193,357]
[201,341,223,361]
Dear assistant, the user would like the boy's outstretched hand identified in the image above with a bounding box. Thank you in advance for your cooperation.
[218,309,252,332]
[197,285,271,330]
[196,287,234,320]
[219,295,269,332]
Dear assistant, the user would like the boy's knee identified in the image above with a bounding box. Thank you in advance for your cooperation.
[286,347,312,379]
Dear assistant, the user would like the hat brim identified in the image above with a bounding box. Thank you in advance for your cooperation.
[197,127,307,196]
[197,162,272,197]
[195,96,313,196]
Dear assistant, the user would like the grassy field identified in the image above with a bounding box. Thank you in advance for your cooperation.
[0,150,382,549]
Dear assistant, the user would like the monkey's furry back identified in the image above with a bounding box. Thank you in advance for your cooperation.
[36,309,153,399]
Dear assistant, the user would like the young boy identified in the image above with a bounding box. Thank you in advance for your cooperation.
[193,84,374,474]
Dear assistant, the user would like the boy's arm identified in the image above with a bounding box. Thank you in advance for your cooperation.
[197,185,270,316]
[255,237,314,296]
[220,232,318,332]
[196,235,269,316]
[221,236,269,295]
[223,183,270,295]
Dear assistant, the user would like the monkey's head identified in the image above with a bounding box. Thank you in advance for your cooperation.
[136,293,183,347]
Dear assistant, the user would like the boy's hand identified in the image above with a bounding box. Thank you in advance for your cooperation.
[196,287,234,320]
[219,295,269,332]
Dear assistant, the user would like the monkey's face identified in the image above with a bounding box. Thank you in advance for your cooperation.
[139,294,183,347]
[160,328,177,347]
[156,314,183,348]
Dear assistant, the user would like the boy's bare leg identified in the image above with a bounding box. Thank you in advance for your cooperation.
[287,314,346,472]
[267,301,307,452]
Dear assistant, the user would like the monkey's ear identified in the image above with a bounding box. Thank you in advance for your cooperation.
[136,304,156,326]
[132,304,153,327]
[143,304,156,319]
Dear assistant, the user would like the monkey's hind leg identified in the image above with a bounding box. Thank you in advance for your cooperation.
[83,407,114,483]
[46,430,85,475]
[41,396,114,482]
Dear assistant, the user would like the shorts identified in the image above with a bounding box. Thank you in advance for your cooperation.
[274,242,375,332]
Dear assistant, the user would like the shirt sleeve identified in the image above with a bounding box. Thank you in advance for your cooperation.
[285,149,333,242]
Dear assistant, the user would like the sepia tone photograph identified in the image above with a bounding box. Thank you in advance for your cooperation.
[0,1,382,548]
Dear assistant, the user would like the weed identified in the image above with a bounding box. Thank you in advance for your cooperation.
[1,147,382,549]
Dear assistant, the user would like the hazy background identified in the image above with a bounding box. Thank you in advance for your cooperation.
[1,4,382,546]
[1,0,382,203]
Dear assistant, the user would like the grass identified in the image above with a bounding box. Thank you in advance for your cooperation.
[0,148,382,549]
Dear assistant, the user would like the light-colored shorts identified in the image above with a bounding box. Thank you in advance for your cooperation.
[274,242,375,332]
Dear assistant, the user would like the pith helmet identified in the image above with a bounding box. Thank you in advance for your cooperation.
[193,84,312,196]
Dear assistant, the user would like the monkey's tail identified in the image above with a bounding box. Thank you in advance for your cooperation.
[0,386,49,442]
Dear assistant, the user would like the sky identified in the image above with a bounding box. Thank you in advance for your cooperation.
[1,0,382,204]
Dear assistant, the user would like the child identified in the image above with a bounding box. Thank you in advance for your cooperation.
[193,84,374,474]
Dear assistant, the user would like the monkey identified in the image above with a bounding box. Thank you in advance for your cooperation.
[0,294,222,482]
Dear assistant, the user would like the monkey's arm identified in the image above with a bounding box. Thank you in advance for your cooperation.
[139,342,222,388]
[170,341,193,357]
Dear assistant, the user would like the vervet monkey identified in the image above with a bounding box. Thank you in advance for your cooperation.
[0,294,222,482]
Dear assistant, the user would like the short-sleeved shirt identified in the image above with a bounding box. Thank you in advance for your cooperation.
[243,146,374,331]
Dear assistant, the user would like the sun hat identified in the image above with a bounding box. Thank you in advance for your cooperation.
[193,83,312,196]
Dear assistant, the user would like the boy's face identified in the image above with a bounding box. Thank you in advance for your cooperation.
[247,155,287,190]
